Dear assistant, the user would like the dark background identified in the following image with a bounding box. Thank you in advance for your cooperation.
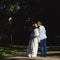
[0,0,60,46]
[12,0,60,46]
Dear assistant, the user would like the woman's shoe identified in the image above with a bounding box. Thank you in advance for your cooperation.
[31,54,37,57]
[28,54,32,57]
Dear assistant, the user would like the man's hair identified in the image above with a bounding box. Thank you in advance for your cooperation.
[37,20,42,24]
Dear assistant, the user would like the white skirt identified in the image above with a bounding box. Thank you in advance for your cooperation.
[27,37,38,57]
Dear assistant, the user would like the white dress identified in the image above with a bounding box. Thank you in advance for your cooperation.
[27,28,40,57]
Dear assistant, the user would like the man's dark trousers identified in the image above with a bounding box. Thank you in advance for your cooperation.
[40,38,47,57]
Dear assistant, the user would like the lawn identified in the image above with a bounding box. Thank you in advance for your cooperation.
[0,45,60,57]
[0,45,26,57]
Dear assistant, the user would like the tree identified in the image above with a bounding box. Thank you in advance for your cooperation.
[0,0,30,46]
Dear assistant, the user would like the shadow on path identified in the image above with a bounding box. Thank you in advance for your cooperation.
[1,51,60,60]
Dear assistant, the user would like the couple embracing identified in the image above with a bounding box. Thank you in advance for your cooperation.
[27,21,47,57]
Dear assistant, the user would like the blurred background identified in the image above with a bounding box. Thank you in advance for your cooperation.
[0,0,60,46]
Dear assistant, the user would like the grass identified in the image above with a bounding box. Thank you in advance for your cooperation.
[0,45,60,57]
[0,48,19,57]
[0,45,26,57]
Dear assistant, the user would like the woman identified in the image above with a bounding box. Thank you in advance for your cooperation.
[27,23,40,57]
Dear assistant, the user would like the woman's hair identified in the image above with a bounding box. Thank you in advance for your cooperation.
[32,23,38,29]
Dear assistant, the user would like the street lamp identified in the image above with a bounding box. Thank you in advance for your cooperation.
[8,17,13,47]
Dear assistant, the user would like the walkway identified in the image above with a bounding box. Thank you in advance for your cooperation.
[1,51,60,60]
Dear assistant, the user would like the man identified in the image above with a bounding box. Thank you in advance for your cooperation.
[37,21,47,57]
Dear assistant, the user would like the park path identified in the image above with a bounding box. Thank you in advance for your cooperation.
[1,51,60,60]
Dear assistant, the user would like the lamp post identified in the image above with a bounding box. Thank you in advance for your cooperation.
[8,17,13,47]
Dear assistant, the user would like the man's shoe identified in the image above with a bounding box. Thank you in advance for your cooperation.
[41,55,47,57]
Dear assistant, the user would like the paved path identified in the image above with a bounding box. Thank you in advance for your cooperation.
[2,51,60,60]
[3,56,60,60]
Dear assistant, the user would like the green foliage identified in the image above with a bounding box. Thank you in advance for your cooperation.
[0,0,29,46]
[8,5,15,12]
[0,45,26,56]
